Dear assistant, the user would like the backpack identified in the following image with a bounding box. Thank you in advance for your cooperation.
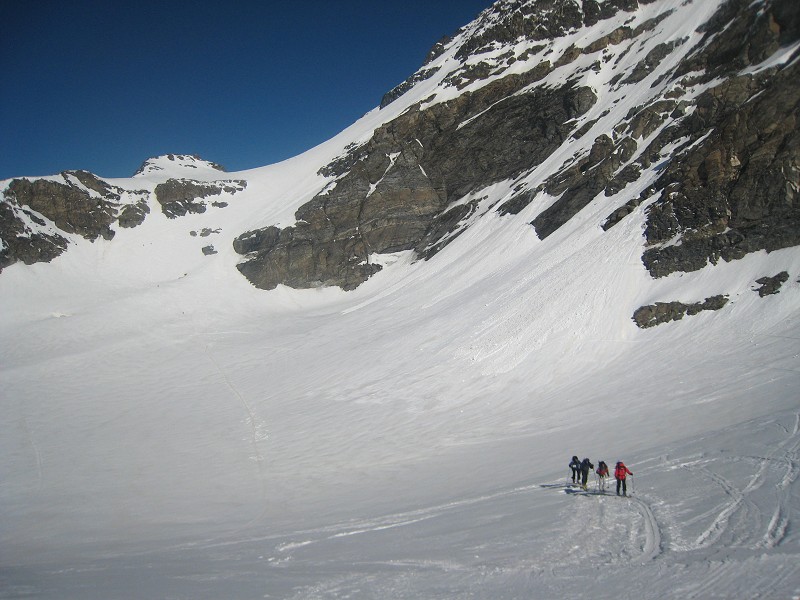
[597,461,608,476]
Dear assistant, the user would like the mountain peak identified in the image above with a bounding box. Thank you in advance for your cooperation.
[133,154,227,178]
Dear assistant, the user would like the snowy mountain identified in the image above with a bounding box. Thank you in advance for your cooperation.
[1,0,799,598]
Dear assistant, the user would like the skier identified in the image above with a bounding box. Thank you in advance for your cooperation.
[569,455,581,484]
[596,460,609,492]
[614,461,633,496]
[580,457,594,490]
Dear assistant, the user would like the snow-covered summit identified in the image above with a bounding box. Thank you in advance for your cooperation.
[133,153,227,178]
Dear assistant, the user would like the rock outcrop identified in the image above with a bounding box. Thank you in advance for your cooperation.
[753,271,790,297]
[633,295,729,328]
[154,179,246,219]
[0,171,149,271]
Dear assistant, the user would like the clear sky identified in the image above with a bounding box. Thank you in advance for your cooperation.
[0,0,491,180]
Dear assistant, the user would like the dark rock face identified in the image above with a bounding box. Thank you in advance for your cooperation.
[633,295,729,328]
[0,201,69,272]
[381,67,441,108]
[6,173,120,241]
[235,80,596,290]
[641,60,800,277]
[118,200,150,228]
[531,134,639,238]
[154,179,246,218]
[631,0,800,278]
[753,272,790,296]
[0,171,142,271]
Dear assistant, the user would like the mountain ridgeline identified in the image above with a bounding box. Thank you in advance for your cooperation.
[2,0,798,324]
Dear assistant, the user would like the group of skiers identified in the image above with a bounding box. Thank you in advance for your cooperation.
[569,456,633,495]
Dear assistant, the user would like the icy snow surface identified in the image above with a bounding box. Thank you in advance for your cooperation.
[2,0,800,597]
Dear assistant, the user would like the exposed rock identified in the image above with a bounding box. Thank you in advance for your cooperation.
[676,0,799,81]
[154,179,246,219]
[5,173,119,241]
[381,67,441,108]
[633,294,729,328]
[642,61,800,278]
[454,0,598,62]
[621,38,687,85]
[317,143,369,179]
[0,202,69,272]
[236,0,799,291]
[753,271,790,296]
[118,200,150,228]
[423,35,453,65]
[0,171,143,271]
[235,79,596,290]
[0,164,242,271]
[191,227,221,237]
[531,134,637,238]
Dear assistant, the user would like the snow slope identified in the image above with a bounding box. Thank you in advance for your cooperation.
[2,0,799,598]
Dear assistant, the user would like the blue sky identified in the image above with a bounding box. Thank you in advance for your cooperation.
[0,1,490,180]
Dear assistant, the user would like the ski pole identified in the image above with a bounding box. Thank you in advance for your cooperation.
[630,475,635,494]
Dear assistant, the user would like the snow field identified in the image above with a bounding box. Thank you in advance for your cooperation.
[2,0,800,596]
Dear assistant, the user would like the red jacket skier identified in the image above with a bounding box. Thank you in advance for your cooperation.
[614,461,633,496]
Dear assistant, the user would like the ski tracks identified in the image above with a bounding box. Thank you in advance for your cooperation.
[658,410,800,557]
[628,494,663,562]
[693,414,798,552]
[549,483,664,566]
[761,412,800,549]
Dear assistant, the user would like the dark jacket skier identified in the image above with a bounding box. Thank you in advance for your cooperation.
[614,461,633,495]
[569,456,581,483]
[579,458,594,490]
